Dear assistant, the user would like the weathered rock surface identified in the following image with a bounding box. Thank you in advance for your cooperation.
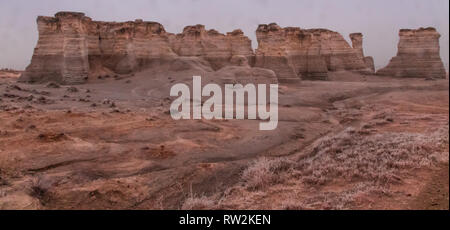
[377,27,446,79]
[21,12,379,84]
[20,12,90,84]
[350,33,375,73]
[169,25,254,70]
[255,23,374,82]
[20,12,254,84]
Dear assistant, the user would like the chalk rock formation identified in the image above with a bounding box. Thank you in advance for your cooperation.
[20,12,90,84]
[86,19,176,75]
[21,12,380,84]
[377,27,446,79]
[20,12,254,84]
[255,23,374,82]
[169,25,254,70]
[350,33,375,73]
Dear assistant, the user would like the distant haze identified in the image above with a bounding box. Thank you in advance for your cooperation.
[0,0,448,71]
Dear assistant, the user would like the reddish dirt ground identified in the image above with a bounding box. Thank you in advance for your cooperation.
[0,70,448,210]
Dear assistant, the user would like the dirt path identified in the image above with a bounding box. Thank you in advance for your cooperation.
[408,163,449,210]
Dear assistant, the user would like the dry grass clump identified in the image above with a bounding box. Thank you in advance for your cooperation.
[283,182,391,210]
[241,157,293,190]
[28,176,53,204]
[237,125,448,210]
[297,126,449,187]
[181,183,218,210]
[181,195,216,210]
[190,124,448,210]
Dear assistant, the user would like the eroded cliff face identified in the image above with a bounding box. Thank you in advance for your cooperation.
[255,23,374,82]
[86,19,176,75]
[350,33,375,73]
[377,27,446,79]
[19,12,254,84]
[20,12,91,84]
[20,12,377,84]
[169,25,254,70]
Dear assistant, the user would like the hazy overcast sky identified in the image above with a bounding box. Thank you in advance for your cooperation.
[0,0,448,71]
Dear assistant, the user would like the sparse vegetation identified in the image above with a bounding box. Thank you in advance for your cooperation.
[28,176,52,204]
[242,157,293,190]
[182,196,216,210]
[297,125,449,187]
[219,124,449,210]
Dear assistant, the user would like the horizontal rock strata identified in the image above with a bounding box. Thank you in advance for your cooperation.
[377,27,446,79]
[350,33,375,73]
[255,23,374,82]
[20,12,254,84]
[21,12,379,84]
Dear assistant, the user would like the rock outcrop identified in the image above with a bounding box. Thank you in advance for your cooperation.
[377,27,446,79]
[255,23,374,82]
[169,25,254,70]
[350,33,375,73]
[21,12,378,84]
[20,12,90,84]
[20,12,254,84]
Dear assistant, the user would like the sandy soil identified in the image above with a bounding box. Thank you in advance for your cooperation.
[0,67,448,210]
[0,70,21,79]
